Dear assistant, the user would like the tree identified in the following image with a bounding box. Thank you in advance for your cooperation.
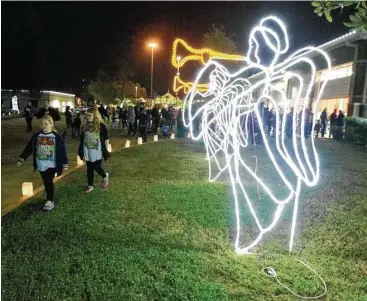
[87,69,115,104]
[112,80,123,102]
[312,1,367,31]
[136,84,147,99]
[202,24,237,53]
[88,61,148,105]
[122,81,137,99]
[112,57,147,101]
[115,59,136,82]
[112,80,148,100]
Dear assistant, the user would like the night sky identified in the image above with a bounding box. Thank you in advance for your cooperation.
[2,1,351,96]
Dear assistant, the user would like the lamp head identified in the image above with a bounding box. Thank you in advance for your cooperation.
[148,42,157,49]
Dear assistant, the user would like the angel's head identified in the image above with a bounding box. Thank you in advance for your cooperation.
[247,16,289,67]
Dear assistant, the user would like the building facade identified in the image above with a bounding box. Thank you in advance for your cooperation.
[40,91,75,112]
[1,90,75,113]
[285,31,367,119]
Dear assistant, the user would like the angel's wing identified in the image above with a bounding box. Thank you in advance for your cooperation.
[184,60,260,181]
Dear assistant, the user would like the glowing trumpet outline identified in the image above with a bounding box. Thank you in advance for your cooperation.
[173,75,208,94]
[172,38,246,94]
[171,38,246,69]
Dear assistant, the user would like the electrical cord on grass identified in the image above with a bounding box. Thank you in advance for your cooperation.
[258,251,327,299]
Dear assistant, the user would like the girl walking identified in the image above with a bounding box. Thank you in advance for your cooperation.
[78,108,110,193]
[17,115,68,211]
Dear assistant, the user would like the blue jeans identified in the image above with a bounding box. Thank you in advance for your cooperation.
[321,121,327,137]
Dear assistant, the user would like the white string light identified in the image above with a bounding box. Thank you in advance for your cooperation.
[183,16,331,254]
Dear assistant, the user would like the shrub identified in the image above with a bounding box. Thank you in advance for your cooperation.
[345,116,367,146]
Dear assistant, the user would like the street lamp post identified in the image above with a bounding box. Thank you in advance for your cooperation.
[135,86,138,99]
[148,42,157,105]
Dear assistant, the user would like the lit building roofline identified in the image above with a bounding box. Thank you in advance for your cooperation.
[247,30,364,81]
[41,90,75,97]
[317,30,359,50]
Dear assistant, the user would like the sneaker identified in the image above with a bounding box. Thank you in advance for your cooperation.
[102,173,109,188]
[42,200,55,211]
[84,186,94,194]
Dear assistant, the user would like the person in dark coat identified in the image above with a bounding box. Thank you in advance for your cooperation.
[272,111,277,137]
[320,108,328,138]
[314,120,322,138]
[111,109,117,128]
[286,108,294,139]
[262,105,269,134]
[177,109,185,138]
[146,109,152,133]
[161,107,167,123]
[118,107,124,130]
[138,108,148,142]
[167,107,174,132]
[24,101,35,132]
[304,109,312,139]
[335,110,345,140]
[267,108,274,136]
[36,103,61,122]
[98,104,107,121]
[106,107,111,124]
[329,109,337,139]
[122,108,128,129]
[72,112,82,138]
[151,105,161,135]
[248,113,257,144]
[127,107,136,136]
[134,105,140,133]
[62,106,73,139]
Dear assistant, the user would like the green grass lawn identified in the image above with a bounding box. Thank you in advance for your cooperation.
[2,136,367,300]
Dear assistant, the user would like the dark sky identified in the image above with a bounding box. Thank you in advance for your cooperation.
[2,1,351,96]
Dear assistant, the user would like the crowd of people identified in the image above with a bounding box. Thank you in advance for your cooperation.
[23,100,347,144]
[22,101,188,142]
[96,102,187,141]
[240,104,346,143]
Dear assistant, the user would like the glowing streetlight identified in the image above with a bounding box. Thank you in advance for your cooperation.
[176,55,182,76]
[135,86,138,99]
[148,42,157,49]
[148,42,157,101]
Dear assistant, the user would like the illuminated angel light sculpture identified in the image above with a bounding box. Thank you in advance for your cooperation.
[184,16,331,254]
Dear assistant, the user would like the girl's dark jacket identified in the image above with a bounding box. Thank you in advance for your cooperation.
[78,123,110,161]
[18,131,68,176]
